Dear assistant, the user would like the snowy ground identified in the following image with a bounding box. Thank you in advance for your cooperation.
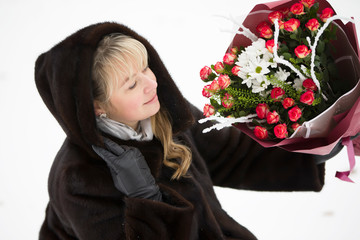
[0,0,359,239]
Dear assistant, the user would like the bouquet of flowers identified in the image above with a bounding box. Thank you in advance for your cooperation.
[199,0,360,181]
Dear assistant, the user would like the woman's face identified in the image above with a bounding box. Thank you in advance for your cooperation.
[101,65,160,129]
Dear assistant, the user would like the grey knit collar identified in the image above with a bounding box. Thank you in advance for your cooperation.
[96,116,153,141]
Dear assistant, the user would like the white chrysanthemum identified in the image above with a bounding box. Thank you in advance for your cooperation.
[274,67,291,82]
[293,78,303,91]
[235,38,274,93]
[252,79,271,93]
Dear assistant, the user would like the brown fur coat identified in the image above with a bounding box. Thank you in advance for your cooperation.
[35,22,325,240]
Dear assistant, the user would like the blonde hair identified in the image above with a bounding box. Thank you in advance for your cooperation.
[92,33,191,180]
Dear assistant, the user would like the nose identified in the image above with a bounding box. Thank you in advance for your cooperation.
[143,73,157,94]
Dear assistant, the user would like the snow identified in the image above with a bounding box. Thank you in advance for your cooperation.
[0,0,359,239]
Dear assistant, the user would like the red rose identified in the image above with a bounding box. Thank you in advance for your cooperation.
[209,80,220,93]
[282,97,295,109]
[274,123,288,139]
[284,18,300,32]
[218,74,231,89]
[320,7,334,22]
[256,21,273,39]
[222,93,234,109]
[268,11,283,24]
[300,0,315,8]
[202,85,212,98]
[256,103,270,119]
[265,39,279,53]
[294,45,311,58]
[203,104,215,117]
[254,126,268,139]
[288,105,302,122]
[223,53,236,65]
[302,78,317,91]
[267,111,280,124]
[292,123,300,130]
[290,3,304,15]
[231,65,241,75]
[271,87,285,100]
[305,18,320,31]
[214,61,224,73]
[200,66,212,81]
[300,90,315,105]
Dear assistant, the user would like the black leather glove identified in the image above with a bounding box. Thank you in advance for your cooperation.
[92,138,162,201]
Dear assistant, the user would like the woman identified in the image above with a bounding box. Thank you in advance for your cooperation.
[35,22,326,240]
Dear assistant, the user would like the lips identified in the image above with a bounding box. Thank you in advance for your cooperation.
[145,94,158,104]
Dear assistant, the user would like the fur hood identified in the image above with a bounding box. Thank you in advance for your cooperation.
[35,22,194,152]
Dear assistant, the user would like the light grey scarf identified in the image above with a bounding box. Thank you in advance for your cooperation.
[96,115,153,141]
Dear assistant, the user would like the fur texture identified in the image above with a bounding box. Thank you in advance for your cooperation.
[35,22,325,240]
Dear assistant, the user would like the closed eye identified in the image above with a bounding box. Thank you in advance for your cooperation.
[129,81,137,90]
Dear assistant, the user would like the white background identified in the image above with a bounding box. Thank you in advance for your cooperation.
[0,0,359,239]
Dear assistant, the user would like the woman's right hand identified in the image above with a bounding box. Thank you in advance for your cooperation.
[92,138,162,201]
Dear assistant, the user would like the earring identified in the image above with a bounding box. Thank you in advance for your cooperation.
[99,113,107,118]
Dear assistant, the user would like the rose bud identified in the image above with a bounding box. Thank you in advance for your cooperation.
[203,104,215,117]
[282,97,295,109]
[267,110,280,124]
[209,80,221,93]
[200,66,212,81]
[271,87,285,100]
[302,78,317,91]
[292,122,301,131]
[305,18,320,31]
[222,93,234,109]
[274,123,288,139]
[202,85,212,98]
[256,21,273,39]
[268,11,283,24]
[231,65,241,75]
[256,103,270,119]
[230,47,239,55]
[278,20,285,30]
[290,3,304,15]
[320,7,334,22]
[254,126,269,140]
[284,18,300,32]
[218,74,231,89]
[214,61,224,73]
[288,105,302,122]
[294,45,311,58]
[300,0,315,8]
[300,90,315,105]
[265,39,279,53]
[279,7,290,18]
[223,52,237,65]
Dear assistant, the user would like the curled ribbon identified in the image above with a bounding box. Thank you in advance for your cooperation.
[335,137,356,183]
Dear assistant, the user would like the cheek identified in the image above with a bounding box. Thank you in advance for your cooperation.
[114,94,143,116]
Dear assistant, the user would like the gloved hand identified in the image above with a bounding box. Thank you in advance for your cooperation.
[92,138,162,201]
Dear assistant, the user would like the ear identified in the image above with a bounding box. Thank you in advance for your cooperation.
[93,101,105,116]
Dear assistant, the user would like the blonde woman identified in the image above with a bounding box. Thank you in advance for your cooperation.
[35,22,326,240]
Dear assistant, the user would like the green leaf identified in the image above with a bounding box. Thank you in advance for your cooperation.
[282,53,292,60]
[317,41,325,53]
[290,34,298,40]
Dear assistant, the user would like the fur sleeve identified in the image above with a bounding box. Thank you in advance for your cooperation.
[188,103,325,191]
